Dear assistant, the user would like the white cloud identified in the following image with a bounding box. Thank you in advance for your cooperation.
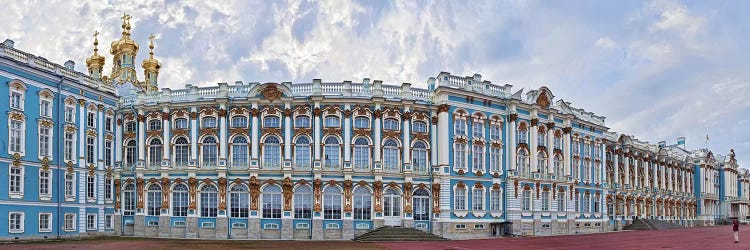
[595,37,617,49]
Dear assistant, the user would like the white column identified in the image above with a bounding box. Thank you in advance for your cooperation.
[78,100,86,166]
[97,106,104,168]
[508,114,517,171]
[613,152,620,185]
[373,104,382,163]
[430,111,438,168]
[403,107,411,166]
[563,125,571,176]
[137,111,145,162]
[529,115,538,173]
[115,114,123,164]
[251,103,259,160]
[190,108,198,161]
[437,105,449,168]
[599,142,605,182]
[546,122,554,174]
[284,104,292,161]
[624,156,631,186]
[313,102,321,161]
[343,105,351,163]
[634,159,640,188]
[162,109,170,163]
[219,104,227,161]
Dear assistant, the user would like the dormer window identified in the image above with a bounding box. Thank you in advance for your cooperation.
[383,118,399,131]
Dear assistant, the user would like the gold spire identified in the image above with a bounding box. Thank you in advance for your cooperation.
[142,33,161,91]
[109,13,140,84]
[86,30,105,79]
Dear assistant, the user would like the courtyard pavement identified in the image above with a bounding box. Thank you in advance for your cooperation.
[1,225,747,250]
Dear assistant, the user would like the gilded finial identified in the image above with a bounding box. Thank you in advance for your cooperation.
[92,31,100,54]
[148,33,155,58]
[121,13,132,35]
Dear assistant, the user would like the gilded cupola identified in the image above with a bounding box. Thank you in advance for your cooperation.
[85,31,105,79]
[141,34,161,91]
[109,13,139,85]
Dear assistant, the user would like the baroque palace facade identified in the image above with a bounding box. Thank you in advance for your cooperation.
[1,16,749,241]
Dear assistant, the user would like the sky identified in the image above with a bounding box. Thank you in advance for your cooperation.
[1,0,749,167]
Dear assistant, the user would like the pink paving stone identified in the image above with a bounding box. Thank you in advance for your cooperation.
[377,225,750,250]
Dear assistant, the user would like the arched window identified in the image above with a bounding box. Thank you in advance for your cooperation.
[202,117,217,128]
[231,136,249,167]
[472,144,484,172]
[353,187,372,220]
[174,137,190,167]
[294,136,311,170]
[148,138,162,168]
[454,185,467,210]
[554,154,563,177]
[125,140,136,167]
[413,189,430,221]
[149,120,162,131]
[323,186,342,219]
[262,136,281,169]
[490,188,502,211]
[123,183,135,216]
[172,183,189,216]
[295,116,310,128]
[174,118,188,129]
[263,116,280,128]
[231,116,247,128]
[353,137,370,171]
[413,121,427,133]
[323,137,340,170]
[557,190,566,212]
[541,189,550,211]
[383,118,399,131]
[472,187,484,211]
[454,142,467,171]
[201,185,218,217]
[412,141,428,174]
[201,136,218,167]
[262,185,282,218]
[230,184,249,218]
[522,189,531,211]
[324,115,340,128]
[518,149,529,177]
[383,139,400,173]
[354,117,369,129]
[538,152,548,176]
[294,185,312,219]
[147,184,162,216]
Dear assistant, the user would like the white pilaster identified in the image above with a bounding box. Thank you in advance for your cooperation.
[219,103,227,160]
[251,103,259,160]
[403,106,411,165]
[343,104,351,163]
[137,110,145,162]
[373,103,382,163]
[190,107,198,161]
[284,103,292,160]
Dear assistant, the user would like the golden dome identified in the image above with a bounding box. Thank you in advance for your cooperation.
[141,34,161,72]
[110,14,139,56]
[85,31,105,68]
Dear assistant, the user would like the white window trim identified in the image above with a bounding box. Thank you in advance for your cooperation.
[472,187,485,211]
[453,185,468,211]
[87,214,97,230]
[38,125,53,160]
[63,213,77,232]
[38,91,53,118]
[8,118,26,156]
[39,169,52,200]
[472,144,485,173]
[65,172,77,201]
[9,84,25,111]
[9,212,24,233]
[453,142,468,172]
[9,166,24,199]
[86,174,97,202]
[64,131,77,162]
[105,214,114,229]
[38,213,52,233]
[64,104,76,123]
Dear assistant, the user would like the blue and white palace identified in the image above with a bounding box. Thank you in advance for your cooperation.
[1,15,748,240]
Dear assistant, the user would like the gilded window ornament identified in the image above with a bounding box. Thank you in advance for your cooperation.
[12,153,21,167]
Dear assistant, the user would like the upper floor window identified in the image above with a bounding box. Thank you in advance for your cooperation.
[174,118,188,129]
[295,116,310,128]
[65,106,75,123]
[518,124,528,143]
[413,121,427,133]
[264,116,280,128]
[324,116,340,128]
[11,93,23,110]
[383,118,399,130]
[354,117,370,129]
[105,117,113,132]
[125,121,136,132]
[202,117,217,128]
[554,136,562,149]
[538,130,546,146]
[87,112,96,127]
[10,120,24,153]
[40,100,51,117]
[454,118,466,135]
[490,124,501,140]
[472,121,484,138]
[149,120,162,131]
[231,116,247,128]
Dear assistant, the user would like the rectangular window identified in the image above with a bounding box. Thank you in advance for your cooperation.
[106,117,113,132]
[454,143,466,171]
[490,189,501,211]
[65,106,75,123]
[105,140,113,166]
[472,122,483,138]
[39,213,52,232]
[10,120,23,153]
[490,147,502,173]
[542,191,550,211]
[87,174,96,200]
[455,188,466,210]
[64,214,76,231]
[65,173,75,198]
[454,119,466,135]
[9,212,24,233]
[40,100,51,117]
[86,137,95,164]
[39,127,50,157]
[87,112,95,127]
[558,192,566,211]
[9,167,23,195]
[11,92,22,109]
[39,170,51,197]
[64,132,74,161]
[472,189,484,210]
[105,177,112,201]
[105,215,113,229]
[87,214,97,230]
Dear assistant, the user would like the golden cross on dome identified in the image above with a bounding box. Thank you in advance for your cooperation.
[122,13,131,22]
[93,30,99,37]
[149,33,155,43]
